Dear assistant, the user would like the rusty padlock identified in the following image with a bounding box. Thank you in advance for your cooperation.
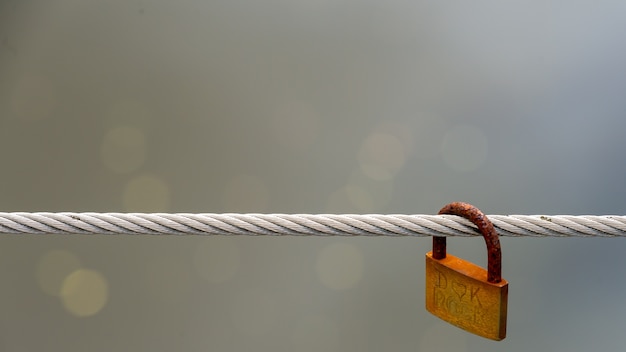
[425,202,508,340]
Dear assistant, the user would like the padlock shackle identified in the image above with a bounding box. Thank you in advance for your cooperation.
[433,202,502,283]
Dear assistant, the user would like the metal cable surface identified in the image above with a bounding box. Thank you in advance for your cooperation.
[0,213,625,237]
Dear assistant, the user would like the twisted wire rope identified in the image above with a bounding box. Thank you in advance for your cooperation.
[0,213,625,237]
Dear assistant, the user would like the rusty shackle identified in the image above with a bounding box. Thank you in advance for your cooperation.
[432,202,502,283]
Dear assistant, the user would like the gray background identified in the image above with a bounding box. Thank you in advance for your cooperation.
[2,0,626,351]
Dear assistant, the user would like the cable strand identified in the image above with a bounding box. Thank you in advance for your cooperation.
[0,213,625,237]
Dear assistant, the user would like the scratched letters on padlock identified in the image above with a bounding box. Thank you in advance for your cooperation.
[425,253,508,340]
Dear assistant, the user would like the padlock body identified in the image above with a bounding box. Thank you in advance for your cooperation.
[425,251,508,340]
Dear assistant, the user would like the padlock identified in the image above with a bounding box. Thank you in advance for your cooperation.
[425,202,508,340]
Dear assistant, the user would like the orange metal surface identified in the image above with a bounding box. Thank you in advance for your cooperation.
[425,251,508,341]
